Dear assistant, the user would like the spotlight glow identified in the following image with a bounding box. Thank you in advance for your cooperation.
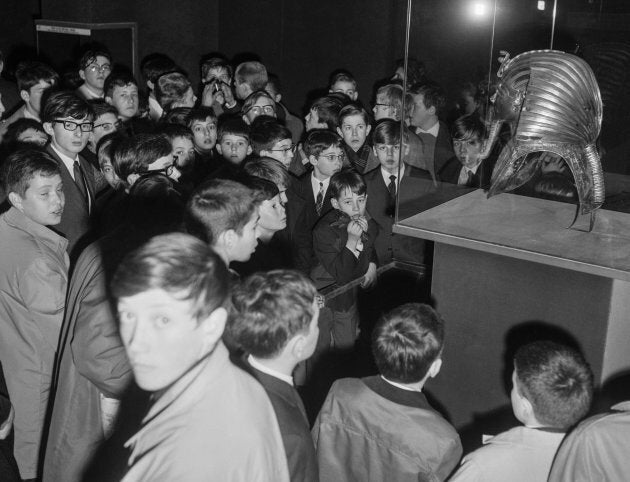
[471,2,488,18]
[537,0,546,10]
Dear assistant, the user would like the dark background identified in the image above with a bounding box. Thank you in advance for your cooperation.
[2,0,629,169]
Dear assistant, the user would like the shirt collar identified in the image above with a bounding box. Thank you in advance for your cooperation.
[381,375,422,392]
[415,121,440,137]
[23,107,40,122]
[4,207,68,254]
[311,172,330,193]
[248,355,294,386]
[381,163,405,186]
[50,144,79,180]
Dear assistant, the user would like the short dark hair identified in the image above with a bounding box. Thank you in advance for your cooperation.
[140,53,178,84]
[112,133,173,184]
[104,71,138,99]
[217,117,250,143]
[451,114,485,142]
[96,132,126,168]
[3,119,47,146]
[41,91,94,123]
[394,57,428,85]
[310,96,345,130]
[162,107,192,126]
[78,45,112,70]
[87,98,118,119]
[329,169,367,199]
[372,303,444,384]
[408,82,446,115]
[303,129,342,158]
[111,233,229,321]
[372,119,407,145]
[158,123,194,144]
[250,117,291,153]
[514,341,593,430]
[186,106,217,127]
[228,270,317,358]
[329,71,357,90]
[338,103,370,126]
[243,156,290,188]
[185,179,257,246]
[200,56,233,80]
[155,72,192,112]
[1,148,60,198]
[234,61,268,91]
[246,176,279,203]
[15,61,59,93]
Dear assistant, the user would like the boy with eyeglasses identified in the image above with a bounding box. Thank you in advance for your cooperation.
[288,129,344,275]
[76,46,112,100]
[86,99,121,154]
[364,120,431,265]
[42,90,102,259]
[250,117,295,170]
[241,90,277,125]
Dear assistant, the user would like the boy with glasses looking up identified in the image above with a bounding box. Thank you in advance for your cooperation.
[77,46,112,100]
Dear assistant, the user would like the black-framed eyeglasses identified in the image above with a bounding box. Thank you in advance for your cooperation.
[318,153,345,162]
[147,164,176,177]
[93,120,122,131]
[374,103,393,108]
[246,105,275,116]
[86,63,111,74]
[269,144,297,154]
[52,119,94,132]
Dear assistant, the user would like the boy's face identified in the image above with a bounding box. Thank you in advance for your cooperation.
[172,136,195,168]
[408,93,434,128]
[23,79,55,115]
[99,157,122,190]
[217,134,252,164]
[80,55,111,91]
[230,209,259,262]
[373,142,408,174]
[261,138,294,168]
[191,117,217,153]
[17,128,48,146]
[373,93,396,121]
[330,80,358,101]
[243,97,276,124]
[305,108,327,132]
[88,112,120,152]
[204,67,231,85]
[309,145,343,180]
[337,114,371,152]
[453,135,482,169]
[332,187,367,218]
[107,83,139,120]
[44,115,92,158]
[118,288,224,392]
[258,194,286,234]
[11,173,64,226]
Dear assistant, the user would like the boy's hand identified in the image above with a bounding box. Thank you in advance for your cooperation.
[0,404,14,440]
[361,262,377,288]
[352,215,368,232]
[347,219,364,240]
[201,82,219,107]
[221,82,236,107]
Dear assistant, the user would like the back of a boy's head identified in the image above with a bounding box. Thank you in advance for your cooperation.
[243,156,290,188]
[113,133,172,182]
[372,303,444,384]
[141,53,178,84]
[16,61,59,93]
[372,119,407,145]
[185,178,255,246]
[228,270,318,358]
[1,148,60,198]
[3,118,47,145]
[104,71,138,98]
[88,98,119,119]
[303,129,342,158]
[329,169,366,199]
[235,61,268,91]
[329,71,357,90]
[217,116,250,142]
[155,72,191,111]
[311,95,346,130]
[514,340,593,430]
[377,84,404,116]
[249,117,291,153]
[408,82,446,114]
[41,91,94,123]
[157,122,193,143]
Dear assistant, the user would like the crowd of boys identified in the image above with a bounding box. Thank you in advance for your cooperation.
[0,43,627,481]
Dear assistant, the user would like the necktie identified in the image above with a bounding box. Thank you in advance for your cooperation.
[315,182,324,215]
[73,161,88,201]
[464,169,474,187]
[388,175,397,200]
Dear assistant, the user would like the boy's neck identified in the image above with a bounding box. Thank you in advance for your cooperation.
[256,227,274,243]
[250,354,297,379]
[419,117,439,131]
[83,82,104,97]
[312,169,329,182]
[213,243,232,267]
[24,103,39,119]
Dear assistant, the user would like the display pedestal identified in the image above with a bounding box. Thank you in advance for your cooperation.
[394,189,630,427]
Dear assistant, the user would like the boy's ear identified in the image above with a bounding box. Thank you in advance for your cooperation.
[336,127,343,137]
[308,155,318,167]
[246,144,253,155]
[331,198,340,210]
[242,115,250,125]
[351,92,358,101]
[273,93,282,103]
[7,192,23,211]
[428,105,437,116]
[127,173,140,187]
[105,96,113,106]
[79,69,86,81]
[146,80,154,91]
[42,122,54,137]
[428,357,442,379]
[215,143,224,155]
[287,331,309,362]
[366,124,372,136]
[199,306,227,353]
[20,90,30,104]
[220,229,236,249]
[259,149,271,158]
[403,143,410,156]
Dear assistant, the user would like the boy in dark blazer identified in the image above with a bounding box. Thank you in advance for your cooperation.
[228,270,320,482]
